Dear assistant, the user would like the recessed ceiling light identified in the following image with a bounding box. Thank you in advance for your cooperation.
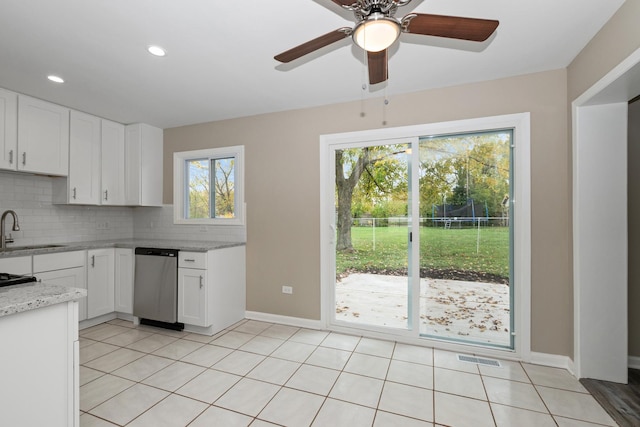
[147,45,166,57]
[47,75,64,83]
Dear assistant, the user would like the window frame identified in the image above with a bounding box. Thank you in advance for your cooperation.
[173,145,245,225]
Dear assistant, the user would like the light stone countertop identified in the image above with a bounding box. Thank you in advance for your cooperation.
[0,238,246,258]
[0,282,86,318]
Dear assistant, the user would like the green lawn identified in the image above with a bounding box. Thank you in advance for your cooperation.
[336,225,510,282]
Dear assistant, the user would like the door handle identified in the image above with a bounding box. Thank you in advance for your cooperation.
[91,255,95,268]
[199,275,203,289]
[73,187,77,200]
[22,152,26,166]
[104,189,108,201]
[8,150,13,165]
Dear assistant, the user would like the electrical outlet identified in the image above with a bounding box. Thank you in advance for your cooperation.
[282,285,293,295]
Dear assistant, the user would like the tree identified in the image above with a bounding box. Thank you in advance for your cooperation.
[336,145,408,251]
[187,158,235,219]
[188,160,210,218]
[213,158,235,218]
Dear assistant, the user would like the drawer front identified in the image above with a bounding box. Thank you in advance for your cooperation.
[33,250,85,273]
[0,256,32,275]
[179,251,206,269]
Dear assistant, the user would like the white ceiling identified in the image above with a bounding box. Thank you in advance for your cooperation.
[0,0,626,129]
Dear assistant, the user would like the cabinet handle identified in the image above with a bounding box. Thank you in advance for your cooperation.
[73,187,77,200]
[184,259,195,262]
[8,150,13,164]
[104,189,108,201]
[22,152,26,166]
[199,275,203,289]
[91,255,95,268]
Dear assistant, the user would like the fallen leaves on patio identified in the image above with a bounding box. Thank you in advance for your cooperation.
[335,273,511,345]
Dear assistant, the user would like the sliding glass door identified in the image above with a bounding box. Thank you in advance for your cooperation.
[418,131,513,348]
[333,140,413,330]
[322,115,527,353]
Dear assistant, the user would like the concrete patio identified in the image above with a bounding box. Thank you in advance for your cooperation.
[335,273,511,347]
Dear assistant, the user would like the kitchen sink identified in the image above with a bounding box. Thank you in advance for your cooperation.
[1,244,65,252]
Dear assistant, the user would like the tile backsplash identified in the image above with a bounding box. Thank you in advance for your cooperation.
[0,171,245,245]
[133,205,246,243]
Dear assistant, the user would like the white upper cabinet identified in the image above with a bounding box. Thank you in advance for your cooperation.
[101,119,125,205]
[67,111,101,204]
[0,88,18,171]
[125,123,163,206]
[17,95,69,176]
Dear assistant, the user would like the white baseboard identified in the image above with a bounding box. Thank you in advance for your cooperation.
[530,351,575,375]
[245,311,323,330]
[244,311,581,375]
[79,312,117,330]
[629,355,640,369]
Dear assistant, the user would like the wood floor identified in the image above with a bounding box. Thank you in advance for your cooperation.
[580,369,640,426]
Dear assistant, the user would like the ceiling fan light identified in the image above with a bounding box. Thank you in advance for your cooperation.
[353,16,400,52]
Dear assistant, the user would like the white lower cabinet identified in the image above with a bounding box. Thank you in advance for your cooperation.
[114,248,134,314]
[0,255,31,275]
[178,259,208,327]
[178,247,246,333]
[1,301,79,427]
[34,251,87,321]
[87,248,115,318]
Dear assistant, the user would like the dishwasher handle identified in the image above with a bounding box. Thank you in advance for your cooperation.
[135,247,179,257]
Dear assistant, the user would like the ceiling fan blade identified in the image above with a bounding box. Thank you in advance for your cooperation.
[368,50,388,85]
[274,28,352,63]
[331,0,355,6]
[402,13,499,42]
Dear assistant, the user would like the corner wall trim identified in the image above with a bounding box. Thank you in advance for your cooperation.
[244,311,324,330]
[530,351,576,376]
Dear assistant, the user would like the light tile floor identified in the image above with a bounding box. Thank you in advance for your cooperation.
[79,319,618,427]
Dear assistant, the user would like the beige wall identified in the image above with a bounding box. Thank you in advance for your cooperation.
[164,69,571,356]
[568,0,640,101]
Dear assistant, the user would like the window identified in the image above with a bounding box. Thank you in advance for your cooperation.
[174,146,244,225]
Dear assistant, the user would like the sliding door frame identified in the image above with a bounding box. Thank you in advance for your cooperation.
[320,113,531,360]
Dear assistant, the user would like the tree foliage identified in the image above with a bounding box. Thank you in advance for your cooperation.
[419,133,510,218]
[188,158,235,219]
[335,131,511,252]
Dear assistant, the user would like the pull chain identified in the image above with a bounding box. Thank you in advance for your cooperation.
[382,86,389,126]
[361,47,367,118]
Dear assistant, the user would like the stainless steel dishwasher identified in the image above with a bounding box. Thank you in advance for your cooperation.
[133,247,183,330]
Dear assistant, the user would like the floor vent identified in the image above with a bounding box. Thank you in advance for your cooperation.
[457,354,502,367]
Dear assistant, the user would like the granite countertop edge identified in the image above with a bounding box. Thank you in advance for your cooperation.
[0,239,246,258]
[0,283,87,318]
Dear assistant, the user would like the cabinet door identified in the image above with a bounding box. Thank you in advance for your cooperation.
[178,267,208,326]
[87,249,115,319]
[68,111,101,204]
[38,266,87,321]
[114,248,133,314]
[101,120,125,205]
[17,95,69,176]
[0,88,18,171]
[0,256,31,275]
[124,123,163,206]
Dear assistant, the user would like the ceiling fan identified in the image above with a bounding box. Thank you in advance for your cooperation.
[274,0,499,85]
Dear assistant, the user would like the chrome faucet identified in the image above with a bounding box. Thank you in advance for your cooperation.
[1,210,20,250]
